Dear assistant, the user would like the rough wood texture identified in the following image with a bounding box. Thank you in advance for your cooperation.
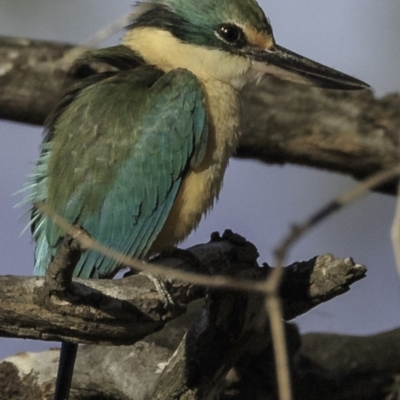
[3,315,400,399]
[0,231,366,399]
[0,36,74,125]
[0,342,173,400]
[1,35,399,192]
[223,327,400,400]
[0,232,365,345]
[147,273,266,400]
[0,243,367,400]
[239,81,400,185]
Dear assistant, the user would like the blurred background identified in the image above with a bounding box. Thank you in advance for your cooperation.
[0,0,399,360]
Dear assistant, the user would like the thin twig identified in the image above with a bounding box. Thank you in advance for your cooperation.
[265,294,292,400]
[275,165,400,264]
[391,181,400,278]
[264,244,292,400]
[268,165,400,400]
[36,203,273,295]
[60,13,131,66]
[82,13,131,48]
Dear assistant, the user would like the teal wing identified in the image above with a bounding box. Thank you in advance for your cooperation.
[31,65,208,278]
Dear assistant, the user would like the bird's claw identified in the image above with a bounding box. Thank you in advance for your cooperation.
[140,272,175,309]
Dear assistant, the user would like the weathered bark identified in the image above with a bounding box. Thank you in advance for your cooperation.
[0,36,74,125]
[0,342,173,400]
[239,82,400,189]
[1,35,399,192]
[0,229,366,399]
[3,321,400,400]
[223,327,400,400]
[0,232,365,345]
[295,329,400,400]
[146,289,262,400]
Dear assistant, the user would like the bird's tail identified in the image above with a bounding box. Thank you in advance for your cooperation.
[54,342,78,400]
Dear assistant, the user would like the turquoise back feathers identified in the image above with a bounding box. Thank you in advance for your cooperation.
[30,46,208,278]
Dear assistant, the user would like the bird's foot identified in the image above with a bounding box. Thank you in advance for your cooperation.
[161,247,203,270]
[211,229,248,245]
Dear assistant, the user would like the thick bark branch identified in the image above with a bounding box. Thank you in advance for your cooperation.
[3,320,400,400]
[223,327,400,400]
[239,81,400,187]
[1,35,399,192]
[146,290,259,400]
[0,240,367,400]
[0,232,365,345]
[0,230,366,399]
[0,36,73,125]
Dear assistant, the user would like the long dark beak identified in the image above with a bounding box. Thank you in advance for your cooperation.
[248,44,369,90]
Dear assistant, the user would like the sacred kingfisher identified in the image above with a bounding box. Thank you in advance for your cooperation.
[26,0,369,398]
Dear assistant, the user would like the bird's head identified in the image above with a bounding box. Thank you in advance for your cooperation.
[124,0,368,90]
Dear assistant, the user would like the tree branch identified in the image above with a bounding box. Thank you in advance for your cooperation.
[224,327,400,400]
[3,312,400,400]
[0,36,73,125]
[0,232,365,345]
[0,233,366,400]
[239,80,400,189]
[1,35,399,192]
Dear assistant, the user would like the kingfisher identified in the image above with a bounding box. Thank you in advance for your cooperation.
[26,0,368,398]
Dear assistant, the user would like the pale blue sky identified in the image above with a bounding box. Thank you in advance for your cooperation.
[0,0,399,360]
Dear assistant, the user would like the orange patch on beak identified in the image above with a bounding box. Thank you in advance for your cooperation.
[245,28,274,49]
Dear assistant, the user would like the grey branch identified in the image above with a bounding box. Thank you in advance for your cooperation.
[3,327,400,400]
[1,35,399,192]
[4,328,400,400]
[0,232,366,399]
[0,231,366,345]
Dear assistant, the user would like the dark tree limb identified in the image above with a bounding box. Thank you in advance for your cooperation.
[1,35,399,192]
[146,266,268,400]
[3,316,400,399]
[0,36,74,125]
[280,254,366,320]
[221,327,400,400]
[239,81,400,188]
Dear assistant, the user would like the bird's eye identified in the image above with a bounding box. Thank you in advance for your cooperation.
[217,24,246,46]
